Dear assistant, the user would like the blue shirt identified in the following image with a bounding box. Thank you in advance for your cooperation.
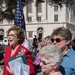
[59,48,75,75]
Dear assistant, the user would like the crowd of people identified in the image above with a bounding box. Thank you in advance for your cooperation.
[2,25,75,75]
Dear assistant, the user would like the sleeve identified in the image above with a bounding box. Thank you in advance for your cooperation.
[24,49,35,75]
[34,53,40,65]
[3,65,9,75]
[3,47,10,75]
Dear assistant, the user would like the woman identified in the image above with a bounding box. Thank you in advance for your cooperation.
[3,26,35,75]
[37,44,63,75]
[43,35,52,46]
[51,27,75,75]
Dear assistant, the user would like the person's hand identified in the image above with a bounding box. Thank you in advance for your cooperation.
[6,66,14,75]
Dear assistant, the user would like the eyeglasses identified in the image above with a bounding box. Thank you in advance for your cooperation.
[7,34,16,37]
[39,59,50,65]
[51,38,65,43]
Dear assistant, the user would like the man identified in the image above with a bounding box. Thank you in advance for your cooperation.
[32,35,38,49]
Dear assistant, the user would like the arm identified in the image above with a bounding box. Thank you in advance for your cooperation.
[3,46,12,75]
[3,65,9,75]
[25,49,35,75]
[3,47,10,75]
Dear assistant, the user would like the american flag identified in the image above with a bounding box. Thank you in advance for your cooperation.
[14,0,26,32]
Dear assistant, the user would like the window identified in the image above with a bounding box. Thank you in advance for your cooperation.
[54,5,58,12]
[0,29,4,35]
[27,3,32,13]
[28,17,32,22]
[54,15,58,22]
[0,20,3,23]
[37,3,42,13]
[37,16,41,21]
[28,31,33,38]
[0,35,3,40]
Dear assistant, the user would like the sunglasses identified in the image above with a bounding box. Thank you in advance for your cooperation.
[51,38,65,43]
[39,59,50,65]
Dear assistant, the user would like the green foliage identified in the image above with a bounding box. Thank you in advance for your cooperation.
[36,0,45,3]
[0,0,27,21]
[36,0,73,6]
[35,0,45,7]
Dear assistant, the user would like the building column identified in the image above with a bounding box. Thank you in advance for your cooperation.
[23,5,28,22]
[33,0,37,21]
